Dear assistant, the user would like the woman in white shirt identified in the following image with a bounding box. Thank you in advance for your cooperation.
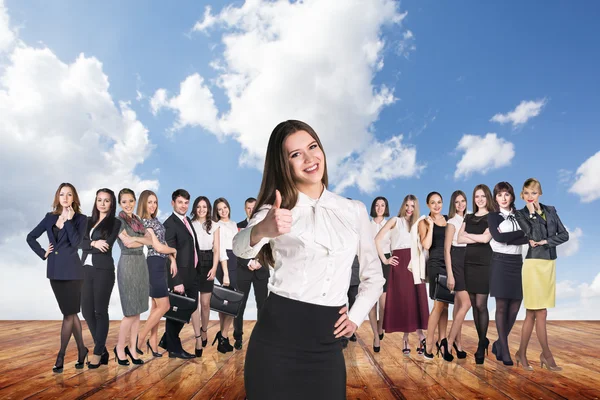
[213,197,237,352]
[233,120,384,400]
[190,196,221,356]
[487,182,528,367]
[368,197,391,351]
[443,190,469,360]
[374,195,429,355]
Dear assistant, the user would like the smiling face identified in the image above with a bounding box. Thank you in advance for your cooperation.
[196,200,208,219]
[454,194,467,215]
[59,186,74,209]
[120,193,136,216]
[428,194,443,215]
[496,191,512,211]
[474,189,487,210]
[375,199,386,218]
[284,130,325,192]
[172,196,189,216]
[405,200,415,217]
[96,191,112,215]
[217,201,230,220]
[522,185,541,204]
[146,194,158,217]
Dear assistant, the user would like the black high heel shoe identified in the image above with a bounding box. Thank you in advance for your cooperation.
[440,339,453,362]
[125,346,144,365]
[212,331,228,354]
[373,337,380,353]
[200,326,208,347]
[135,337,144,355]
[453,343,467,359]
[474,338,489,365]
[75,347,89,369]
[195,335,204,357]
[379,332,384,340]
[88,352,106,369]
[147,340,162,357]
[101,348,110,364]
[53,352,65,373]
[222,336,234,352]
[113,346,130,366]
[492,340,501,361]
[422,339,434,360]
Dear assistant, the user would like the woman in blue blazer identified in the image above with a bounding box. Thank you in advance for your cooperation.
[26,183,88,373]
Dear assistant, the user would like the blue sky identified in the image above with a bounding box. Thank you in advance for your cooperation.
[1,0,599,319]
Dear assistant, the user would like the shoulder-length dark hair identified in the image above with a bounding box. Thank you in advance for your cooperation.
[52,182,82,215]
[191,196,213,234]
[91,188,117,239]
[473,184,496,213]
[448,190,467,219]
[493,182,516,211]
[213,197,232,222]
[370,196,390,218]
[137,190,158,219]
[252,120,329,267]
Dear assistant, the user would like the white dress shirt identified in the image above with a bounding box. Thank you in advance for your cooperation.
[371,218,391,254]
[447,215,466,247]
[218,219,238,261]
[490,209,524,255]
[88,226,96,266]
[233,188,385,326]
[389,217,412,250]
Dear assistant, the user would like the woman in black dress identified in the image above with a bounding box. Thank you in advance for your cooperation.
[26,183,88,372]
[80,188,121,368]
[420,192,450,360]
[458,184,494,364]
[488,182,529,366]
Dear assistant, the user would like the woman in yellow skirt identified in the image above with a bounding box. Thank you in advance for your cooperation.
[515,178,569,371]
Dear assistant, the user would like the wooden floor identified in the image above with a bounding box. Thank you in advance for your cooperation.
[0,320,599,400]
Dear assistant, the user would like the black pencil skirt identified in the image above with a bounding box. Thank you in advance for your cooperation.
[50,279,83,316]
[244,293,346,400]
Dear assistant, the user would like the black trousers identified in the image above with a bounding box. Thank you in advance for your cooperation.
[233,268,269,341]
[165,267,198,352]
[81,267,115,355]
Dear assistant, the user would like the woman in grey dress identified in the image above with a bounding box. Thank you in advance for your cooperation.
[114,188,149,366]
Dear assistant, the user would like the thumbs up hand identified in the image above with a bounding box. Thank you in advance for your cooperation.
[257,190,293,238]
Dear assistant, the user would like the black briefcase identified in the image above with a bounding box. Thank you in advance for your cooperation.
[433,274,455,304]
[164,291,197,323]
[210,284,245,317]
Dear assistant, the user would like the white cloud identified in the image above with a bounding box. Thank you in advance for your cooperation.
[490,98,547,127]
[0,6,157,318]
[454,133,514,179]
[558,226,582,257]
[551,272,600,319]
[569,150,600,203]
[0,0,15,53]
[153,0,421,194]
[398,29,416,59]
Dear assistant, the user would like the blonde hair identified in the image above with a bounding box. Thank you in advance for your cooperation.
[521,178,543,199]
[398,194,419,229]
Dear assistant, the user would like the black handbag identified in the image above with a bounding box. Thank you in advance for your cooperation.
[164,291,197,324]
[433,274,455,304]
[210,284,245,317]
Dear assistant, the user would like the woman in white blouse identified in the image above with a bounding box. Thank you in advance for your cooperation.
[233,120,385,400]
[368,197,391,351]
[213,197,236,352]
[190,196,221,356]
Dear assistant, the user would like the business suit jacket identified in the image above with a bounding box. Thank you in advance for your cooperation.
[516,204,569,260]
[236,219,269,280]
[27,212,87,280]
[80,217,122,269]
[163,213,201,288]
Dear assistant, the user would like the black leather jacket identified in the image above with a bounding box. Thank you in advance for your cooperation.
[516,204,569,260]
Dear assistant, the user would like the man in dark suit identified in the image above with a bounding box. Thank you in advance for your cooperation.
[160,189,200,359]
[233,197,270,350]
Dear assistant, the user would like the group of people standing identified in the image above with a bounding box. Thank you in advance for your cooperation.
[27,119,569,399]
[367,179,569,372]
[27,184,268,372]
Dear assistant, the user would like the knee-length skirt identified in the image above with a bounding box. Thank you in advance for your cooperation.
[522,259,556,309]
[117,254,149,316]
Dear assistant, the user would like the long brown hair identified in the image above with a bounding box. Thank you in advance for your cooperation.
[448,190,467,219]
[137,190,158,219]
[52,182,82,215]
[252,120,329,267]
[398,194,419,229]
[472,184,496,213]
[191,196,213,234]
[213,197,231,222]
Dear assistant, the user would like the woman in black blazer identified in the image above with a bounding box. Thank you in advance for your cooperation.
[80,188,121,368]
[26,183,88,373]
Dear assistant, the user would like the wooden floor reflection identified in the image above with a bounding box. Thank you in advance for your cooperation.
[0,320,598,399]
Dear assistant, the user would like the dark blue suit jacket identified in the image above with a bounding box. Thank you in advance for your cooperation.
[27,212,87,280]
